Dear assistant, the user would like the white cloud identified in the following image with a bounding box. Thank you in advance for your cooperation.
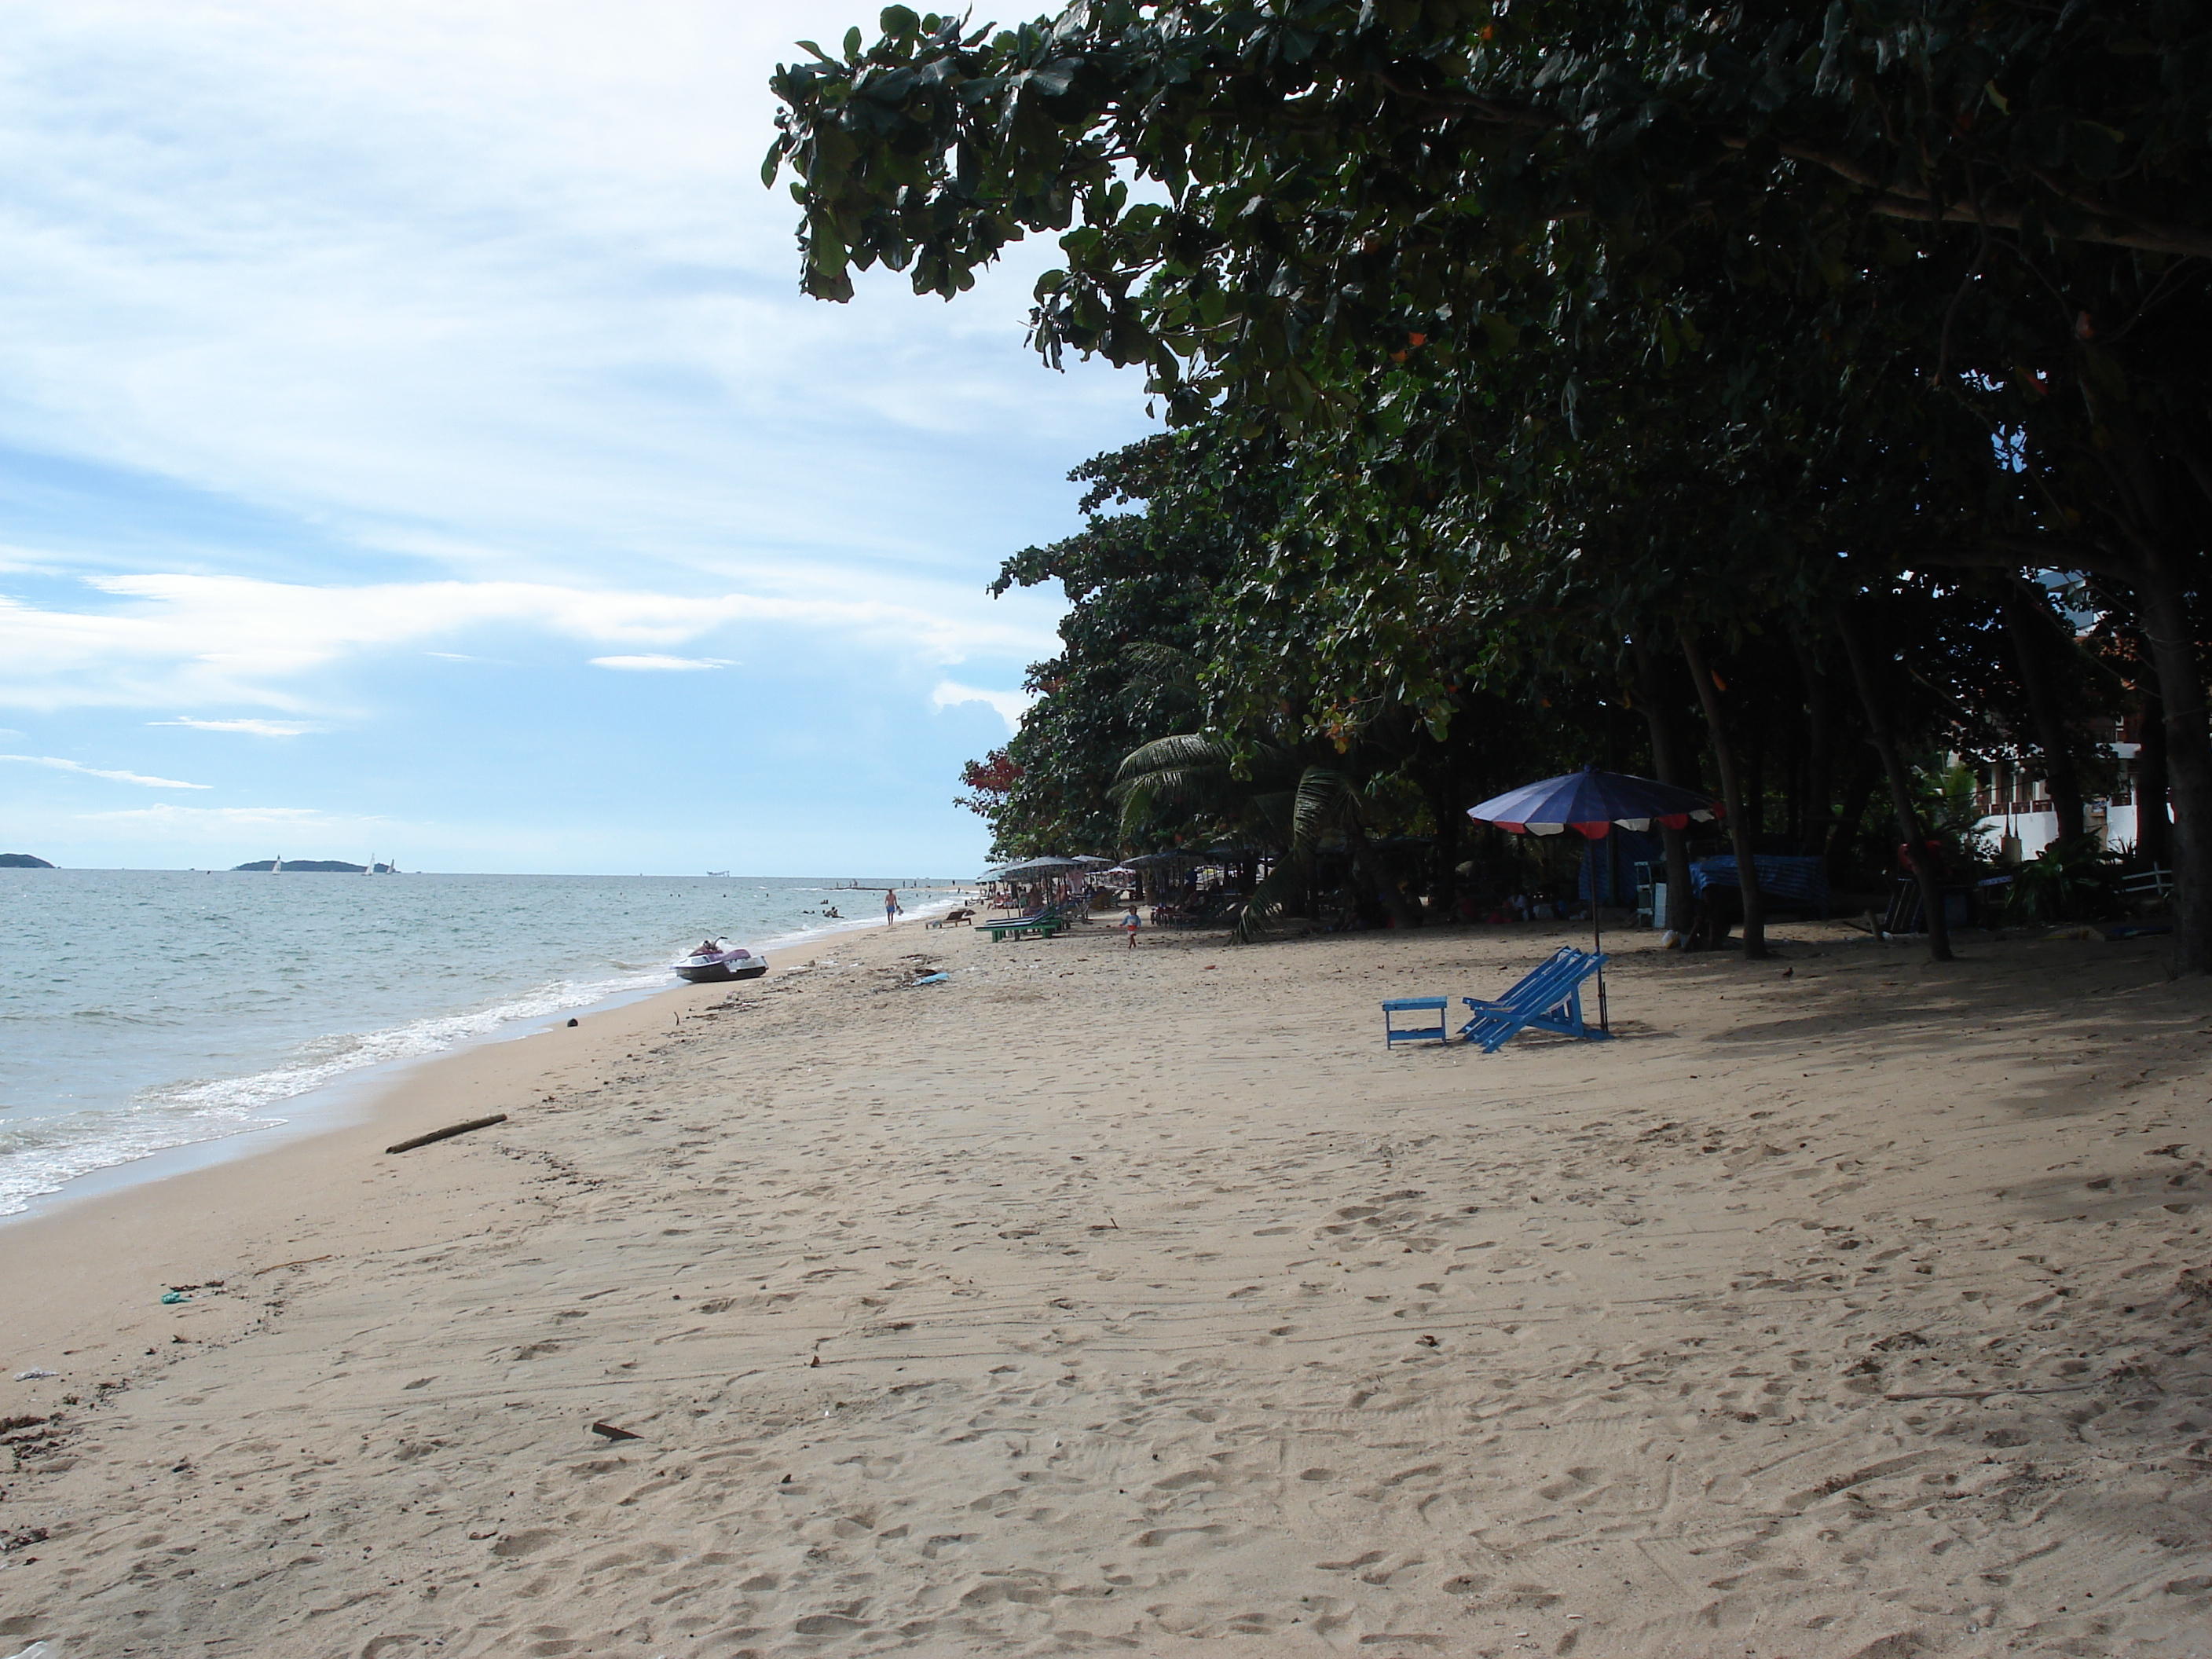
[589,654,731,672]
[151,716,318,735]
[932,681,1035,734]
[0,753,209,789]
[0,573,1054,711]
[0,2,1146,599]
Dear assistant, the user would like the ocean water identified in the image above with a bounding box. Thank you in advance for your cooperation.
[0,870,953,1218]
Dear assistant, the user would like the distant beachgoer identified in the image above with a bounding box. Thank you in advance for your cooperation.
[884,888,902,928]
[1122,906,1141,949]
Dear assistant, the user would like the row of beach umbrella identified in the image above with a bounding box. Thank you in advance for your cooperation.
[979,847,1268,883]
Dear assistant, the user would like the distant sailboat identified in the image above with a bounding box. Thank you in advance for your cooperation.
[272,854,283,873]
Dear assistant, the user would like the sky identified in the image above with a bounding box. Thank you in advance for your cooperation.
[0,1,1149,875]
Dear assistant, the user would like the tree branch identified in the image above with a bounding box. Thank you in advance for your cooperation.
[1368,69,1558,132]
[1719,137,2212,260]
[1972,533,2134,580]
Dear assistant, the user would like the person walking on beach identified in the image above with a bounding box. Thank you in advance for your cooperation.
[1122,904,1141,949]
[884,888,902,928]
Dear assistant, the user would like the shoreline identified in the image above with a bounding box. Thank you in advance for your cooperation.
[0,906,953,1387]
[0,888,973,1230]
[3,917,2208,1656]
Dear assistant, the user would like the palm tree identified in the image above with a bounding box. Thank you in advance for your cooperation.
[1112,735,1419,939]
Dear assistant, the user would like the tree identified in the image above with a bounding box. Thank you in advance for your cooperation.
[778,2,2210,955]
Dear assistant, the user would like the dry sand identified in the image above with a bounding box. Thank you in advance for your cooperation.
[2,914,2210,1657]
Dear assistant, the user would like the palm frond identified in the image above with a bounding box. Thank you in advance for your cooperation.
[1291,767,1358,851]
[1229,855,1309,944]
[1114,732,1237,784]
[1121,640,1203,685]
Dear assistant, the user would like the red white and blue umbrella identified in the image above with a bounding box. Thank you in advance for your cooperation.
[1467,766,1721,838]
[1466,766,1723,1031]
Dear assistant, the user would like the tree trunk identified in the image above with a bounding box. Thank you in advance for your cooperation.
[1679,630,1768,958]
[2137,681,2174,872]
[2088,421,2210,966]
[1837,609,1954,963]
[2131,555,2212,970]
[1346,822,1420,930]
[1632,639,1696,933]
[2002,586,2087,843]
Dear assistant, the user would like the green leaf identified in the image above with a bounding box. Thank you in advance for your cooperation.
[880,5,919,38]
[1028,60,1078,97]
[843,25,863,61]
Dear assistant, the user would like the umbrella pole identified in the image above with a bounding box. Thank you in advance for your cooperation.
[1593,895,1609,1033]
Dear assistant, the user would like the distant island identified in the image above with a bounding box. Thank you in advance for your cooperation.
[230,859,397,873]
[0,852,55,869]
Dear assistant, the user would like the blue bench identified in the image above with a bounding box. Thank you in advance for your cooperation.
[1689,854,1830,917]
[1458,946,1612,1053]
[1380,997,1451,1047]
[983,915,1064,942]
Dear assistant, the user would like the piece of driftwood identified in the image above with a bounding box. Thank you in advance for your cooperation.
[591,1421,642,1441]
[386,1114,507,1155]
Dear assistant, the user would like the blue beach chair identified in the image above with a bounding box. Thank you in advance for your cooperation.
[1457,946,1612,1053]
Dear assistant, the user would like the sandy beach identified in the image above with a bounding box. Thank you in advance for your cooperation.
[3,915,2210,1657]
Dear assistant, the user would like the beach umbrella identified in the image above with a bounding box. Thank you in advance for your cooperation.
[995,856,1083,877]
[1467,767,1720,838]
[1467,766,1723,1030]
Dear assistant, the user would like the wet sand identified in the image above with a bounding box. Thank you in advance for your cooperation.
[2,915,2210,1657]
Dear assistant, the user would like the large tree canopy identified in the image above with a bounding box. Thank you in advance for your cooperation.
[768,1,2212,963]
[767,1,2206,404]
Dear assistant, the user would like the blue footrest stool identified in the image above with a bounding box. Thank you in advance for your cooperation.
[1381,997,1451,1047]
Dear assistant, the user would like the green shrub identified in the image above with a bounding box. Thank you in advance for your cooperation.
[2004,834,2126,925]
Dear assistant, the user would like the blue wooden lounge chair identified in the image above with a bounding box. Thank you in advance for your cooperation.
[1458,946,1612,1053]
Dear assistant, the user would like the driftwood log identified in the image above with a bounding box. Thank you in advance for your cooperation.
[385,1114,507,1155]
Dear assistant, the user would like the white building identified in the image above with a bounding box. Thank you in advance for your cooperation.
[1969,719,2166,860]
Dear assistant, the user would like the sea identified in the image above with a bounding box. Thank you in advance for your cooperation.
[0,869,961,1220]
